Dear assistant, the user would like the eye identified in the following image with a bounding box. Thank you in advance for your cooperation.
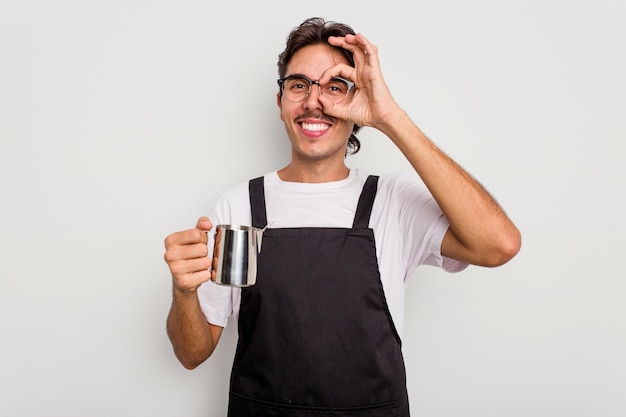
[286,77,310,91]
[324,78,350,94]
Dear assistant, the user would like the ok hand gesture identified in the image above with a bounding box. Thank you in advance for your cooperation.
[320,33,402,131]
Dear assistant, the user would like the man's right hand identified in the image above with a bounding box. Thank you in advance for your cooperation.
[164,216,213,293]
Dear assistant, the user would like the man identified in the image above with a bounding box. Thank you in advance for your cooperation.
[164,17,521,417]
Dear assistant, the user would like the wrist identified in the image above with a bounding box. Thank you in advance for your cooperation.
[172,283,199,299]
[377,108,414,138]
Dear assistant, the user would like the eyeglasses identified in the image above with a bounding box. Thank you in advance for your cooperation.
[277,75,355,104]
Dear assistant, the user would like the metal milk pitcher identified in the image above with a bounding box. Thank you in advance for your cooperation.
[212,224,265,287]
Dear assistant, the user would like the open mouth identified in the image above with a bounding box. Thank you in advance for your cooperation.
[300,122,330,132]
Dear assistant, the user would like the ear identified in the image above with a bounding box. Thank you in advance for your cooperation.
[276,93,284,121]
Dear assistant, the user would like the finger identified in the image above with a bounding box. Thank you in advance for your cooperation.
[165,242,209,263]
[319,62,358,85]
[344,33,377,58]
[328,34,372,62]
[353,33,376,54]
[164,228,208,248]
[196,216,213,231]
[174,269,211,292]
[169,256,212,278]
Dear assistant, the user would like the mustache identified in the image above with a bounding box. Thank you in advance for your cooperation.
[295,111,336,124]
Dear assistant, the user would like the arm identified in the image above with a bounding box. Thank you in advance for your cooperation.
[164,217,223,369]
[166,289,223,369]
[325,34,521,267]
[377,110,521,267]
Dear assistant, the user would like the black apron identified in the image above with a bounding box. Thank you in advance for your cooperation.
[227,175,410,417]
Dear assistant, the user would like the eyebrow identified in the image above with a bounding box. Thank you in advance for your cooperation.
[284,74,351,83]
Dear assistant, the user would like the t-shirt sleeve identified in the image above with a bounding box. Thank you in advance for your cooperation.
[421,210,469,273]
[378,174,468,274]
[197,280,234,328]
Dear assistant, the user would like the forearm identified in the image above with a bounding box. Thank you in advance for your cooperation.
[166,287,220,369]
[379,109,521,266]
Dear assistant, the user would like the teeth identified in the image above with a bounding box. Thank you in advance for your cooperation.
[301,122,329,131]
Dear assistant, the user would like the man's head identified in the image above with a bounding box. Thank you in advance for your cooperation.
[277,17,361,156]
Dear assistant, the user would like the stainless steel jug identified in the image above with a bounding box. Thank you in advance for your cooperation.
[212,224,264,287]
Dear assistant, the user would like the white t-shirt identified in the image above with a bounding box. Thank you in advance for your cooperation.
[197,169,467,336]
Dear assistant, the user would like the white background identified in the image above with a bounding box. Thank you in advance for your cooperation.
[1,1,625,416]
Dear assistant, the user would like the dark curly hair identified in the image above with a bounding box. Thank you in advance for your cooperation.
[277,17,361,156]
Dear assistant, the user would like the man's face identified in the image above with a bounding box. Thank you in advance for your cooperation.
[277,43,355,163]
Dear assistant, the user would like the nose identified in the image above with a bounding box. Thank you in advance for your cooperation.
[303,82,323,110]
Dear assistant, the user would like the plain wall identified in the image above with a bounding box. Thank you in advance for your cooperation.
[1,1,625,416]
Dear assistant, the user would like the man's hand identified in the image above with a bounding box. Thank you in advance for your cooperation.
[164,216,213,293]
[320,33,401,130]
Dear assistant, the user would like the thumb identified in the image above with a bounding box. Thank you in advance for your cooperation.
[196,216,213,231]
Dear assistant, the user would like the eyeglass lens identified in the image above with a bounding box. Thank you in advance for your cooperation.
[282,76,351,103]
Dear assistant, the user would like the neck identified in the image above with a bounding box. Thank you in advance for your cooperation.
[278,162,350,183]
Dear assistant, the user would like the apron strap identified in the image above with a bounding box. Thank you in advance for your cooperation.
[249,176,267,229]
[249,174,379,229]
[352,175,379,229]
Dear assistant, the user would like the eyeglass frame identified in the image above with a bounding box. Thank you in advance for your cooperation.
[277,74,355,103]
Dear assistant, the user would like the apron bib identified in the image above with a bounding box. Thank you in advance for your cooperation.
[227,175,410,417]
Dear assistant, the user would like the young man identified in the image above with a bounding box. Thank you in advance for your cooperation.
[164,17,521,417]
